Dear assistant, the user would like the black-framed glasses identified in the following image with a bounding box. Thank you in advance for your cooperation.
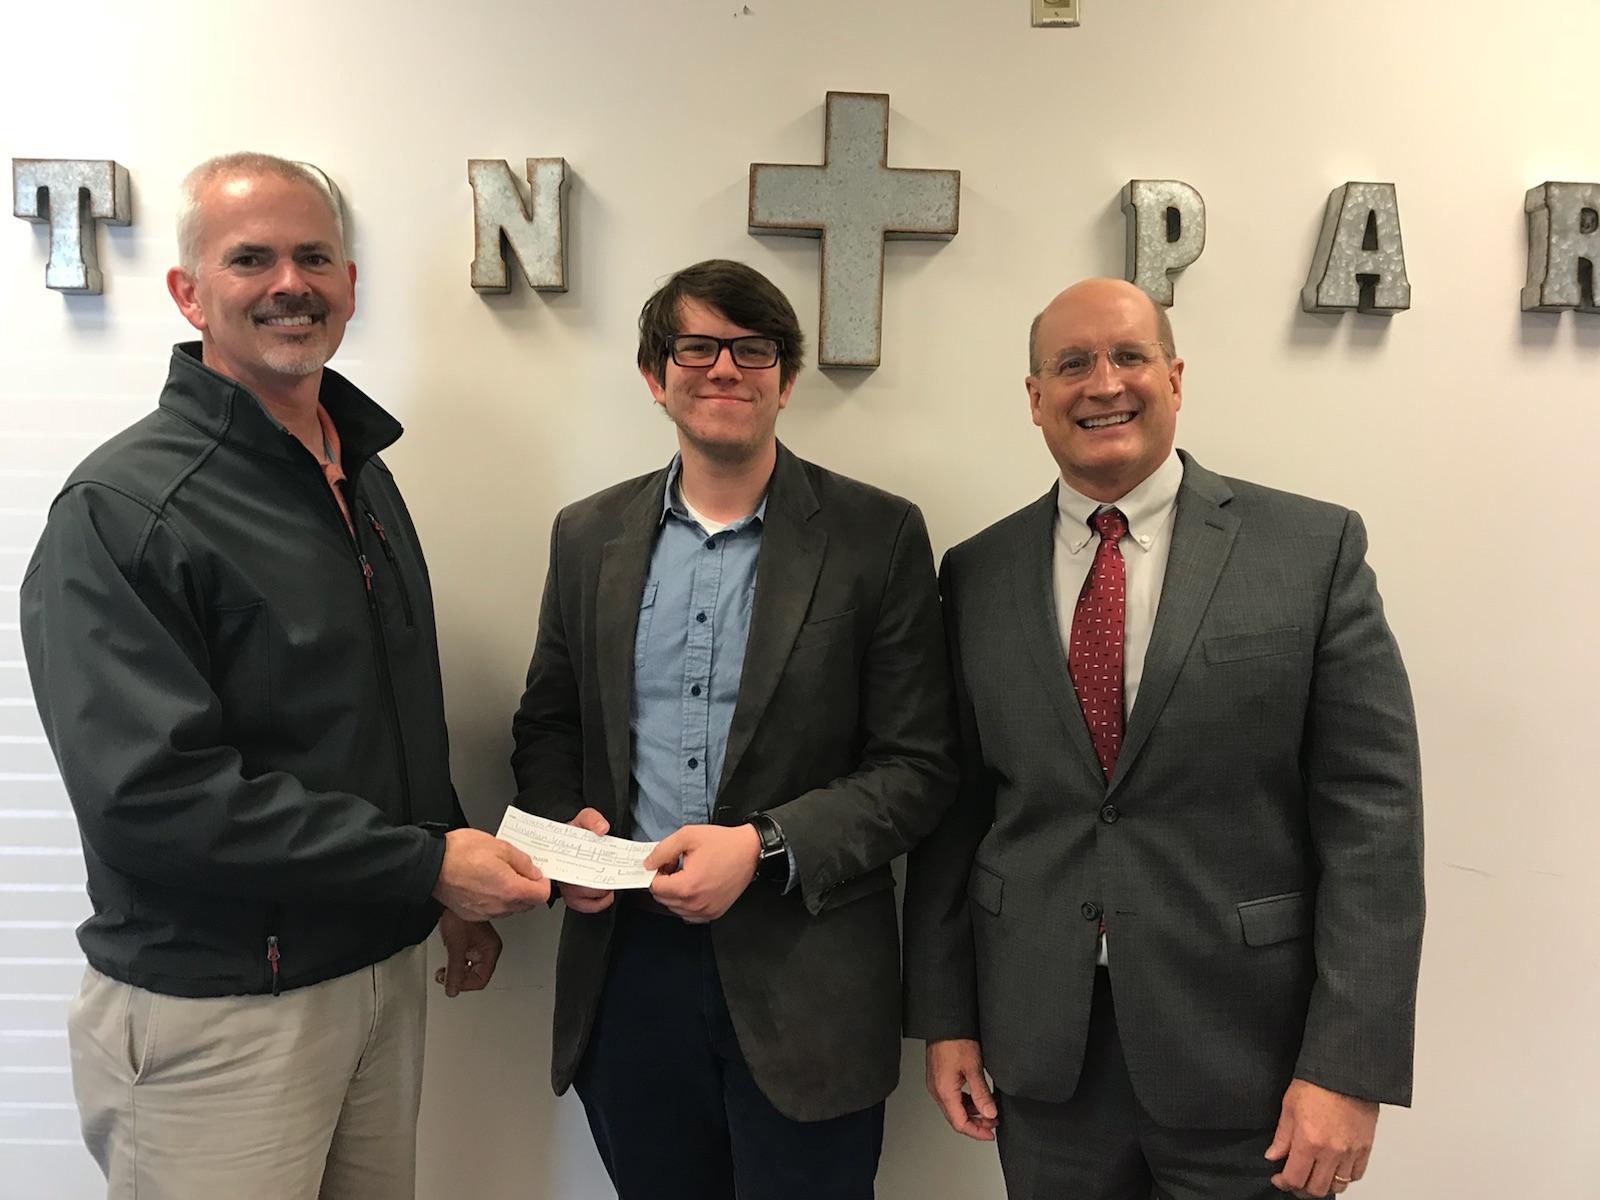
[1034,341,1165,381]
[668,334,783,370]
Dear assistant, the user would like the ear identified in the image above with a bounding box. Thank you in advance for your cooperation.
[775,376,795,411]
[1026,375,1045,428]
[1167,356,1185,411]
[639,363,667,406]
[166,267,207,332]
[345,259,358,321]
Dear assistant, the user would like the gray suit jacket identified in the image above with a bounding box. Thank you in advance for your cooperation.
[512,443,957,1122]
[903,451,1423,1129]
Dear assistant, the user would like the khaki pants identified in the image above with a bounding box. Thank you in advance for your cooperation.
[68,942,428,1200]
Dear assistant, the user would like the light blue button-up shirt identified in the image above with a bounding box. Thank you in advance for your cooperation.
[629,457,765,844]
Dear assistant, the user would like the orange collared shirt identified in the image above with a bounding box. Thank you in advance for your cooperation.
[314,404,354,533]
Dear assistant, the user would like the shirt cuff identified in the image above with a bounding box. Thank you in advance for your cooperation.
[782,844,799,894]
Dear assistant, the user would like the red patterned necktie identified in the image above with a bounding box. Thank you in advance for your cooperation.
[1069,507,1128,780]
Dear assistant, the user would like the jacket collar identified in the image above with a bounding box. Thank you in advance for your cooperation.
[158,342,403,475]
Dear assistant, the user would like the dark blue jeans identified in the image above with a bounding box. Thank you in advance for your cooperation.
[575,904,884,1200]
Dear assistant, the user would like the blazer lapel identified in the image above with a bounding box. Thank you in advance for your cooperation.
[1110,452,1238,793]
[595,472,670,828]
[1009,485,1103,778]
[717,445,825,798]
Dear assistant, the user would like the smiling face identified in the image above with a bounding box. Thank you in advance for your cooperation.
[1026,278,1184,502]
[166,170,356,395]
[641,298,793,467]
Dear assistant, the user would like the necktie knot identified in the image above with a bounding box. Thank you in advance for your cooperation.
[1092,507,1128,543]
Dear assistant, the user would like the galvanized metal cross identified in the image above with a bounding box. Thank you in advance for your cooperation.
[748,92,960,369]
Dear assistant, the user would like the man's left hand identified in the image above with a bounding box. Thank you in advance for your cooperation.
[1264,1078,1378,1197]
[434,910,504,997]
[644,823,761,923]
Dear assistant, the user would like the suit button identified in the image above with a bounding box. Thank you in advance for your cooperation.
[1099,804,1120,824]
[1081,902,1101,921]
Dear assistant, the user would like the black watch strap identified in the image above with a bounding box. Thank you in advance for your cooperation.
[747,812,788,884]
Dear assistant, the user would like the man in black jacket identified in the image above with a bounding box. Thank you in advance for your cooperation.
[21,152,548,1200]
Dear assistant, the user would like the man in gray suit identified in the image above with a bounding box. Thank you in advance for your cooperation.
[903,278,1422,1199]
[511,259,955,1199]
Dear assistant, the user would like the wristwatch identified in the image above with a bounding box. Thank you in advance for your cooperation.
[746,812,789,884]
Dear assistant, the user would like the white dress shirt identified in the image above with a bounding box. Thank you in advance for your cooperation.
[1051,450,1185,964]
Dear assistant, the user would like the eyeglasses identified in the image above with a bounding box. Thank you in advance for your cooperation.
[668,334,783,370]
[1034,341,1165,381]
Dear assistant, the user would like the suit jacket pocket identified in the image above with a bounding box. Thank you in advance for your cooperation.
[968,862,1003,917]
[791,607,858,651]
[1204,626,1301,664]
[1237,891,1312,946]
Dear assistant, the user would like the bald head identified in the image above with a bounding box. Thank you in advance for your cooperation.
[1028,278,1176,373]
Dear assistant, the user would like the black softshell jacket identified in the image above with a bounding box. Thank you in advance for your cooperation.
[21,344,458,997]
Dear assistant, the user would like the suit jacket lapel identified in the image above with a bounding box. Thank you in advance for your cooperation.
[1111,452,1238,793]
[596,471,670,828]
[1009,485,1103,778]
[717,445,825,798]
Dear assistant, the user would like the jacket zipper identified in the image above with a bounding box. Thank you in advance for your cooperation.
[363,509,415,627]
[350,505,415,826]
[297,447,416,827]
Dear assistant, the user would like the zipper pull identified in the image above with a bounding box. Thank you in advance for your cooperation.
[364,510,400,564]
[266,935,281,996]
[358,554,375,592]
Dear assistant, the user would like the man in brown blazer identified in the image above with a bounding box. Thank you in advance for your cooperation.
[511,260,956,1199]
[904,278,1423,1200]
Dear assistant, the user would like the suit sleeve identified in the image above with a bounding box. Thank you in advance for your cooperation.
[1294,510,1424,1105]
[900,549,993,1041]
[20,484,444,906]
[765,503,959,915]
[509,511,587,824]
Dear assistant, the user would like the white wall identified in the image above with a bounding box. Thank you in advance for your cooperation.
[3,1,1597,1196]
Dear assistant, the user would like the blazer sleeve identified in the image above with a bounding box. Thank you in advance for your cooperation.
[1294,509,1424,1105]
[764,503,960,915]
[900,547,994,1042]
[509,510,587,825]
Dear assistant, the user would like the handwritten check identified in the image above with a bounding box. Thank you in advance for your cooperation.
[495,807,658,890]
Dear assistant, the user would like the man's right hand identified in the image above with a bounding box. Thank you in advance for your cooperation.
[558,808,615,914]
[926,1038,999,1141]
[431,828,549,921]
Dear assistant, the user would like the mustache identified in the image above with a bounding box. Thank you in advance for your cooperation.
[250,296,328,322]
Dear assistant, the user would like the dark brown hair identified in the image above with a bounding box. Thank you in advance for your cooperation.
[637,259,805,388]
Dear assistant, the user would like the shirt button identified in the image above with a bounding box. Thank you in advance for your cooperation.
[1099,803,1120,824]
[696,612,707,623]
[704,537,716,549]
[687,757,698,769]
[1081,901,1102,921]
[690,684,701,697]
